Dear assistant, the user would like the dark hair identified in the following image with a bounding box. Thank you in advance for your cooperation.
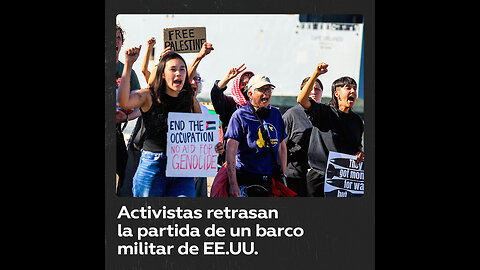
[240,72,255,101]
[240,72,255,94]
[116,24,125,44]
[149,51,194,112]
[241,72,254,81]
[328,76,357,108]
[300,77,323,91]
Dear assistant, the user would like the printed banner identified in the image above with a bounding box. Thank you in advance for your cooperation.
[166,112,220,177]
[324,151,364,197]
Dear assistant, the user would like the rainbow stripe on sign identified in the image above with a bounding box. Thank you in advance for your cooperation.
[206,121,216,130]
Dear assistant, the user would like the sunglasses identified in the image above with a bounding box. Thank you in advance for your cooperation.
[191,76,202,84]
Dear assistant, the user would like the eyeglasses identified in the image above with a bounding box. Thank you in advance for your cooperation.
[255,86,273,93]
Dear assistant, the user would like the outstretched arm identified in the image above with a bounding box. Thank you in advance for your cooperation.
[141,37,156,83]
[117,45,150,110]
[188,42,214,79]
[217,64,246,89]
[297,62,328,109]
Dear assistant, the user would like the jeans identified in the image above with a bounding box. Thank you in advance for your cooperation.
[132,150,195,197]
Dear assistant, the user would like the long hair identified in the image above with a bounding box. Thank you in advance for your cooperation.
[328,76,357,109]
[149,51,194,112]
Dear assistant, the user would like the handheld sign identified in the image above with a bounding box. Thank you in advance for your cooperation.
[163,27,206,53]
[166,112,220,177]
[324,151,364,197]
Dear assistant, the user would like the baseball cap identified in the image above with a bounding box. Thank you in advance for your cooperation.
[245,74,275,92]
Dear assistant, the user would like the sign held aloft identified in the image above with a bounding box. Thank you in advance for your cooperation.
[163,27,206,53]
[324,151,364,197]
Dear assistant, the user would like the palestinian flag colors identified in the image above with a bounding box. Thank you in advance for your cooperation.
[206,121,216,131]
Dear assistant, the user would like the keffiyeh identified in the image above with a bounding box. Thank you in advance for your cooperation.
[231,70,254,106]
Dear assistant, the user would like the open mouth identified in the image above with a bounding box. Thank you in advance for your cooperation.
[347,96,356,102]
[173,79,183,87]
[260,97,269,103]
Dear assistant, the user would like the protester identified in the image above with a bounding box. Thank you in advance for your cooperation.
[115,24,141,195]
[117,46,223,197]
[297,62,364,197]
[118,36,160,197]
[224,75,288,197]
[117,36,160,197]
[118,36,168,197]
[119,41,214,197]
[211,64,254,134]
[282,77,323,196]
[210,64,254,165]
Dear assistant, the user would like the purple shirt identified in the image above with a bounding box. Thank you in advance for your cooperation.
[224,105,287,175]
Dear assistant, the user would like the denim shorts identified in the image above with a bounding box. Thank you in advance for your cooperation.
[132,150,195,197]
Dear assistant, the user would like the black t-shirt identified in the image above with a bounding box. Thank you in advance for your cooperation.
[141,91,192,153]
[305,99,364,173]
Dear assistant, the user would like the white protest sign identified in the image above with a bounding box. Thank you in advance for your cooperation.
[324,151,364,197]
[166,112,220,177]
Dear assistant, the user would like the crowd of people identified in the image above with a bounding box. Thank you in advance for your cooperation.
[114,24,364,198]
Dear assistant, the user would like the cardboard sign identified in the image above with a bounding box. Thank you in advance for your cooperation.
[163,27,206,53]
[324,151,364,197]
[166,112,220,177]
